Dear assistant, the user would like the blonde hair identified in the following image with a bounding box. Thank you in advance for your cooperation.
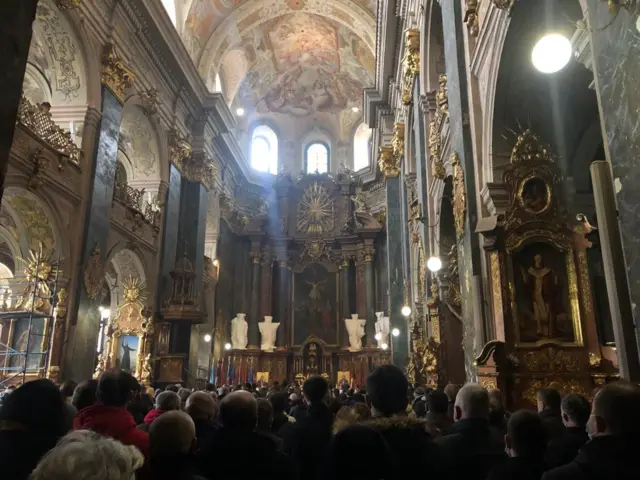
[30,430,144,480]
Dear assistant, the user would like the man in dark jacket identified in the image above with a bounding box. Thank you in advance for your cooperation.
[139,390,180,432]
[487,410,548,480]
[545,394,590,468]
[436,383,505,480]
[197,390,293,479]
[542,382,640,480]
[269,392,294,434]
[283,375,333,480]
[74,369,149,458]
[425,390,453,435]
[537,388,565,442]
[365,365,447,478]
[185,391,220,449]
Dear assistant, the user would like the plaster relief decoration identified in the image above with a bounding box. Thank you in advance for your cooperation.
[231,313,248,350]
[297,183,334,235]
[345,314,366,352]
[7,191,56,254]
[119,106,159,178]
[502,129,583,347]
[378,146,398,178]
[32,1,85,103]
[259,316,280,352]
[429,75,449,180]
[451,153,466,239]
[168,128,193,172]
[84,244,104,300]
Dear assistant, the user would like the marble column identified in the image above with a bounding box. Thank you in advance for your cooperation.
[65,86,126,381]
[0,0,38,201]
[277,261,291,348]
[249,252,261,348]
[340,257,351,347]
[386,177,408,367]
[441,1,485,374]
[155,163,181,311]
[364,249,376,346]
[586,1,640,360]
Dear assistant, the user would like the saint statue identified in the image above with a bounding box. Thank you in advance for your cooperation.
[374,312,390,347]
[120,339,136,373]
[231,313,248,350]
[259,315,280,352]
[307,280,325,301]
[345,314,366,352]
[521,253,558,337]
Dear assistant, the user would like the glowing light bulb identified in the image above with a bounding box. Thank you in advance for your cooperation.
[224,343,231,350]
[392,328,400,337]
[532,34,572,74]
[236,107,245,117]
[375,333,382,341]
[401,305,412,317]
[204,334,212,342]
[381,343,389,350]
[427,256,442,273]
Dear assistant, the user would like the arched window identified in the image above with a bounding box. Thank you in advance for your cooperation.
[161,0,177,26]
[251,125,278,174]
[305,143,329,174]
[353,123,372,171]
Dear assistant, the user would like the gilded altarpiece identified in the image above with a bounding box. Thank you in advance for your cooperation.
[478,130,617,408]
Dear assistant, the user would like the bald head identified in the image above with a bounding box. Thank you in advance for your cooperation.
[155,391,180,411]
[590,381,640,437]
[149,411,195,457]
[220,390,257,431]
[186,391,218,421]
[454,384,490,421]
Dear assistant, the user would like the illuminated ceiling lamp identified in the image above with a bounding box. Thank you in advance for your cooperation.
[236,107,245,117]
[531,33,572,74]
[427,256,443,273]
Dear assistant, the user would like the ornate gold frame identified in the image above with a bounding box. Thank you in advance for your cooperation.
[516,173,553,215]
[505,232,584,348]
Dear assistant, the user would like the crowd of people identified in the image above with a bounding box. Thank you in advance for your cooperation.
[1,364,640,480]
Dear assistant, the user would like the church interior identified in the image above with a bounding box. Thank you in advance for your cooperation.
[1,0,639,409]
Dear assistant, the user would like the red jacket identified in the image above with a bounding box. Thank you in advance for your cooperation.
[74,405,149,458]
[143,409,165,424]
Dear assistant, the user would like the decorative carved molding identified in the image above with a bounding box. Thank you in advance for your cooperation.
[378,146,399,179]
[183,153,217,191]
[139,87,161,116]
[452,153,466,239]
[55,0,81,10]
[296,182,334,235]
[401,29,420,105]
[464,0,480,37]
[101,43,135,103]
[492,0,517,11]
[299,239,333,264]
[168,128,192,172]
[392,123,405,163]
[522,346,581,373]
[84,244,104,300]
[429,75,449,180]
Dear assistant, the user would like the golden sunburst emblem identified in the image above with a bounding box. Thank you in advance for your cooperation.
[296,182,334,235]
[122,276,147,305]
[23,243,60,284]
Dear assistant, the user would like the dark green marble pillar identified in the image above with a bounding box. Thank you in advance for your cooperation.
[65,86,125,381]
[386,177,408,367]
[340,259,351,347]
[0,0,38,202]
[249,254,261,347]
[364,255,376,346]
[277,261,291,348]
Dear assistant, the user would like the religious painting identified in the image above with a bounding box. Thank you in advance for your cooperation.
[293,263,338,345]
[512,243,579,345]
[9,317,46,372]
[116,335,139,376]
[518,176,551,214]
[256,372,270,384]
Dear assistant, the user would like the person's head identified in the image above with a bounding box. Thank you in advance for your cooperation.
[96,370,139,407]
[71,380,98,411]
[149,411,196,458]
[537,388,562,413]
[220,390,257,431]
[366,364,409,417]
[177,388,191,406]
[155,391,180,411]
[352,402,371,422]
[561,394,591,428]
[60,380,78,399]
[165,384,179,393]
[454,384,490,422]
[444,383,461,402]
[333,406,357,433]
[303,375,329,405]
[586,381,640,438]
[0,379,69,437]
[185,391,218,421]
[505,410,548,459]
[30,430,144,480]
[328,425,392,480]
[413,399,427,418]
[268,392,288,414]
[488,388,503,411]
[426,390,449,416]
[256,398,273,431]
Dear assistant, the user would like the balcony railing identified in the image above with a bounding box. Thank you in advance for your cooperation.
[113,180,161,229]
[16,93,81,166]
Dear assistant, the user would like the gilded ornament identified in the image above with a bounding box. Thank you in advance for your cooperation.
[451,153,466,239]
[296,183,334,234]
[55,288,69,319]
[101,43,134,103]
[93,352,107,379]
[392,123,405,162]
[464,0,480,37]
[140,353,153,386]
[13,244,59,313]
[378,146,399,178]
[139,87,161,116]
[84,244,105,300]
[492,0,516,10]
[522,346,580,373]
[55,0,81,9]
[401,29,420,105]
[490,252,503,321]
[122,276,147,305]
[445,244,461,307]
[183,153,217,191]
[436,74,449,115]
[577,251,594,314]
[482,380,497,390]
[300,240,332,263]
[510,129,555,164]
[589,352,602,368]
[168,128,192,172]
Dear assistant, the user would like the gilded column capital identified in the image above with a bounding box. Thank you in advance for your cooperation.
[452,152,466,239]
[361,246,375,263]
[168,128,192,172]
[251,252,262,265]
[101,43,134,104]
[378,146,399,179]
[55,0,81,10]
[402,29,420,105]
[183,153,217,191]
[392,123,405,160]
[464,1,480,37]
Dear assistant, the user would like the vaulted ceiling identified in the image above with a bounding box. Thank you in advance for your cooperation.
[180,0,377,143]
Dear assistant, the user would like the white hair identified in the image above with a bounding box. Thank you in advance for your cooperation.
[30,430,144,480]
[455,383,490,419]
